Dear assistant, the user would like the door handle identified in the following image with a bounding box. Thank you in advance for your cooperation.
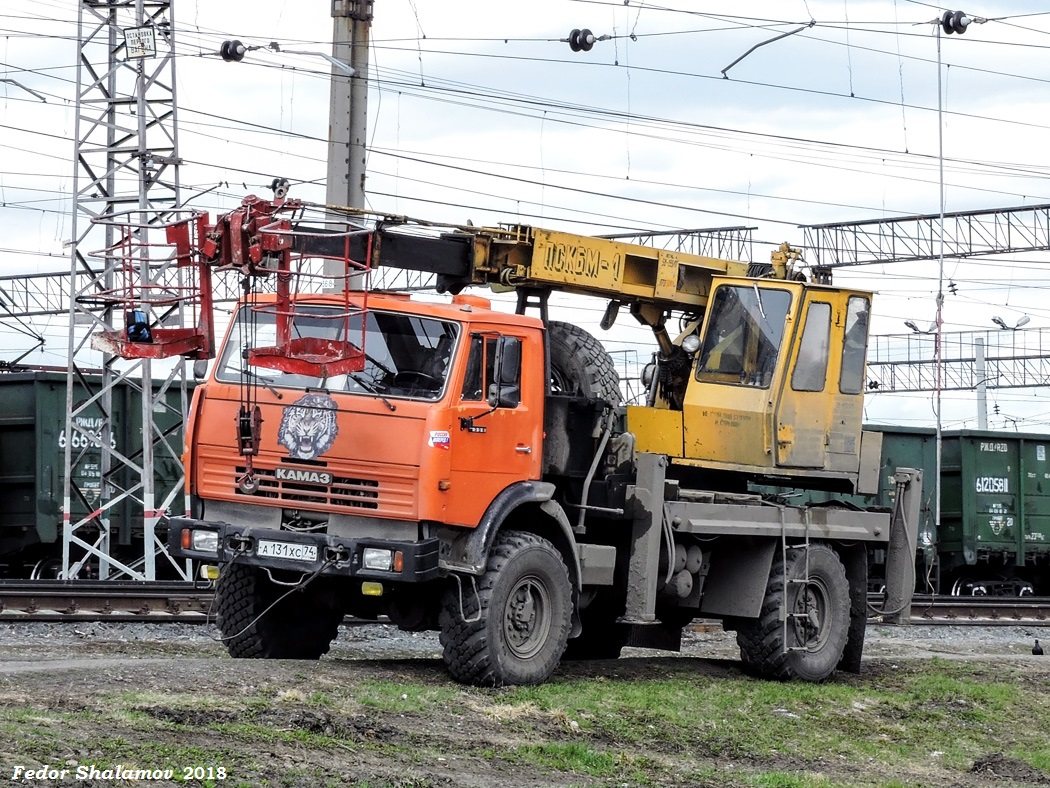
[515,445,532,454]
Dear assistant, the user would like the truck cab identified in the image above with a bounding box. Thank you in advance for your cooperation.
[181,289,547,560]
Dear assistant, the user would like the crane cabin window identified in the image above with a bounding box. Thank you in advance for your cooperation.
[695,285,792,389]
[839,296,870,395]
[791,302,832,392]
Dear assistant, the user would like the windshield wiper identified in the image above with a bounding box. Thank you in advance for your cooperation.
[310,371,397,412]
[752,281,767,321]
[348,373,397,411]
[239,368,283,399]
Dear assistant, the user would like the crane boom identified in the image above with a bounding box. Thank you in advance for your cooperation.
[364,221,797,310]
[464,226,752,308]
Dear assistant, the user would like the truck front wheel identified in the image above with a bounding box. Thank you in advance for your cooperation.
[735,544,850,682]
[439,530,572,686]
[216,563,342,660]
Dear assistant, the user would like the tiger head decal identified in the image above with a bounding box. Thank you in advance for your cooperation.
[278,392,339,461]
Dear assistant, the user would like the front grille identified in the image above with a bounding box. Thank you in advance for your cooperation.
[235,466,380,509]
[196,449,418,518]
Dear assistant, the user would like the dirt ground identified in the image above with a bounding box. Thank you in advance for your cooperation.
[0,622,1048,788]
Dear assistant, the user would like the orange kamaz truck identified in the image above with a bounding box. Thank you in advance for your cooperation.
[157,190,921,686]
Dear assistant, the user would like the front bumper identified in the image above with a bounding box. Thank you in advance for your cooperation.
[167,516,441,581]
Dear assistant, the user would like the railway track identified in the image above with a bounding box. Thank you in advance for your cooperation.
[0,580,214,622]
[1,581,1049,626]
[885,594,1050,626]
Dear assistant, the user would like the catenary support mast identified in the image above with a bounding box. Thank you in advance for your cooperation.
[63,0,191,580]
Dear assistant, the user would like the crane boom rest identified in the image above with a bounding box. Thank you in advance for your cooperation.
[153,192,922,688]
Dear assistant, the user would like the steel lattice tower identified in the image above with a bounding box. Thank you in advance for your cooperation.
[62,0,191,580]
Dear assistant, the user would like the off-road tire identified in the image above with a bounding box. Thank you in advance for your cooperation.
[735,544,850,682]
[439,530,573,686]
[216,563,342,660]
[548,320,621,403]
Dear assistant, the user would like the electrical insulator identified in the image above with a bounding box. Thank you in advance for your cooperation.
[941,10,970,34]
[568,28,595,52]
[220,40,246,62]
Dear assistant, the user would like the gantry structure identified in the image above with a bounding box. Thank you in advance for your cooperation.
[801,205,1050,395]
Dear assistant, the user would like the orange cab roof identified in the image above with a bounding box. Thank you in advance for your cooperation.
[240,291,545,329]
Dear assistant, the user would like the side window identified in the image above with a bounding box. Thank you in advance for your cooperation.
[461,334,499,401]
[461,334,522,407]
[466,334,518,403]
[791,302,831,392]
[839,296,870,395]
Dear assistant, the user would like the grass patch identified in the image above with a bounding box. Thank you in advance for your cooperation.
[510,741,619,777]
[2,655,1048,788]
[492,659,1050,781]
[748,773,835,788]
[353,679,461,713]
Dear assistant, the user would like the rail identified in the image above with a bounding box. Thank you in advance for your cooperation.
[0,580,214,622]
[2,582,1049,626]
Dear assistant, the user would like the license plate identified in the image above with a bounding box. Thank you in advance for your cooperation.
[257,540,318,563]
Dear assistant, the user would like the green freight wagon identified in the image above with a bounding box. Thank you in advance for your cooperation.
[940,430,1050,596]
[0,370,188,578]
[752,425,1050,595]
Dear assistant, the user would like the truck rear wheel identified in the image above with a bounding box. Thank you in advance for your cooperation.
[548,321,621,402]
[439,530,572,686]
[735,544,850,682]
[216,563,342,660]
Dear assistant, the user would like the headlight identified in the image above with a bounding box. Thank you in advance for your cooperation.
[191,530,219,553]
[362,547,393,571]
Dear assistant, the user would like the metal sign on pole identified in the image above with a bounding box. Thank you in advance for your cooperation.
[123,25,157,58]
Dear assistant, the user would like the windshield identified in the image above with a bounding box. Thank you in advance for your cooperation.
[695,285,792,389]
[216,304,459,400]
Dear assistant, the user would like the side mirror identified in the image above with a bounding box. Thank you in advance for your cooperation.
[486,336,521,408]
[192,359,208,382]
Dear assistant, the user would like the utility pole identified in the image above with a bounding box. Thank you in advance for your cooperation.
[933,9,973,556]
[327,1,372,211]
[975,337,987,429]
[325,1,373,288]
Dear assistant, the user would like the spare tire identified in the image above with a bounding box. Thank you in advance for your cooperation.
[548,320,620,403]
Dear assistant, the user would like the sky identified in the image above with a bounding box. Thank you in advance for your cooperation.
[3,0,1050,431]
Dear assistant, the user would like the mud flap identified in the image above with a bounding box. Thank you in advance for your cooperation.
[884,468,923,625]
[836,544,868,674]
[699,537,777,618]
